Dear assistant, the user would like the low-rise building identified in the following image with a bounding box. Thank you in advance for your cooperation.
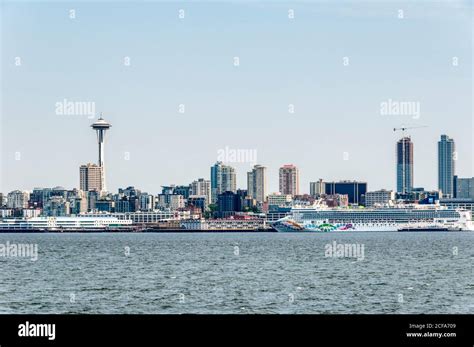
[322,194,349,208]
[22,208,42,219]
[267,193,293,208]
[180,217,266,231]
[83,211,193,224]
[43,196,70,216]
[0,209,14,219]
[364,190,395,207]
[95,200,115,213]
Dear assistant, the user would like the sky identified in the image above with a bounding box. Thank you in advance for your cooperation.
[1,0,472,195]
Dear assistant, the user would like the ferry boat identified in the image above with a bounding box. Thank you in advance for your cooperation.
[272,204,474,232]
[0,216,133,232]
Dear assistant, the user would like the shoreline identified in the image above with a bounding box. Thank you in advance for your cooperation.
[0,228,472,233]
[0,228,277,233]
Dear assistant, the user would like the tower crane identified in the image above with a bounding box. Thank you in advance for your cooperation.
[393,125,427,135]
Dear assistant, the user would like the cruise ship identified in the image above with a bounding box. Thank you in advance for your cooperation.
[272,204,474,232]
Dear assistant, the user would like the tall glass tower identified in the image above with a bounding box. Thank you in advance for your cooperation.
[438,134,455,197]
[396,137,414,193]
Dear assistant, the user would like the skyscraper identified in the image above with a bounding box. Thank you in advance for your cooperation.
[247,165,267,203]
[279,164,299,196]
[396,137,413,193]
[91,115,111,193]
[210,162,236,203]
[438,134,455,198]
[79,163,103,192]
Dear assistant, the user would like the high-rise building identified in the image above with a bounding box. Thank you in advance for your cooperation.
[279,164,299,196]
[160,185,176,195]
[139,193,155,211]
[120,186,141,198]
[455,177,474,199]
[187,196,207,212]
[324,181,367,205]
[157,194,185,210]
[396,137,414,193]
[80,163,103,192]
[216,191,242,218]
[86,190,101,211]
[174,185,191,199]
[90,115,111,193]
[6,190,30,209]
[67,189,88,214]
[210,162,236,203]
[309,179,325,197]
[29,188,44,208]
[190,178,211,206]
[438,134,455,198]
[115,199,131,213]
[453,175,458,197]
[247,165,267,203]
[29,188,56,208]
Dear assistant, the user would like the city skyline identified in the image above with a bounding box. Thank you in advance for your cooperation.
[0,112,472,197]
[0,127,470,198]
[1,1,472,194]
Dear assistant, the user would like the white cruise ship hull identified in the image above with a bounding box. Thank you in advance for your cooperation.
[272,207,474,232]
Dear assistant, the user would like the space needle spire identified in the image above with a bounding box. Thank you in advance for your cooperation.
[91,113,112,193]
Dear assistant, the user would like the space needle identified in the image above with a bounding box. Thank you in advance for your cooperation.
[91,114,112,193]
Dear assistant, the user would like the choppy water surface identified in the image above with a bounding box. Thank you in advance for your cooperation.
[0,232,472,314]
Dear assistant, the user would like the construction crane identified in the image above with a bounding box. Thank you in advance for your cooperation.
[393,125,427,135]
[393,125,427,193]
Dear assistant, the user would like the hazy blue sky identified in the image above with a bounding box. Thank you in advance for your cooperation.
[1,0,472,195]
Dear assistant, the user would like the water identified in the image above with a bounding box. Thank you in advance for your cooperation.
[0,232,472,314]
